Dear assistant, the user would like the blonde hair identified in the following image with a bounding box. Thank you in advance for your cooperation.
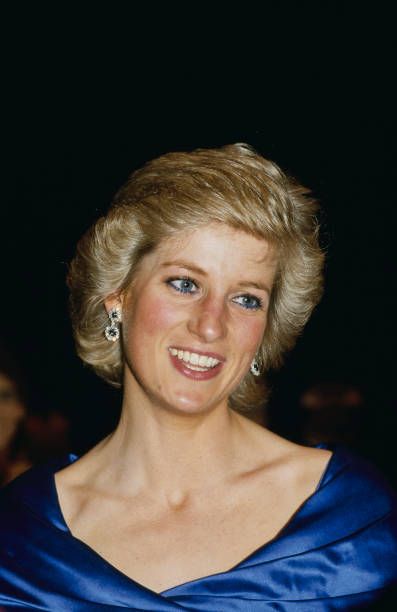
[68,143,324,412]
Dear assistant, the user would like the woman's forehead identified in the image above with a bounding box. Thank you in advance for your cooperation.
[155,223,276,263]
[131,223,278,289]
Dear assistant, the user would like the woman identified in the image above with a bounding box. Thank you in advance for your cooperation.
[1,144,396,610]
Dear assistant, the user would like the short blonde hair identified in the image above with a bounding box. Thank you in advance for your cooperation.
[67,143,324,412]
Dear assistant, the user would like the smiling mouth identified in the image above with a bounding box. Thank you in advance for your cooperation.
[168,348,221,372]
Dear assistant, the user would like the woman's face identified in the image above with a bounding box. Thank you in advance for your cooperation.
[117,223,278,415]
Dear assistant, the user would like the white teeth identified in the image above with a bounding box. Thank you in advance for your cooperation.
[169,348,221,368]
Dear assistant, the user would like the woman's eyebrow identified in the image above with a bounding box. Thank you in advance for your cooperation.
[238,281,270,294]
[160,260,270,294]
[160,260,207,276]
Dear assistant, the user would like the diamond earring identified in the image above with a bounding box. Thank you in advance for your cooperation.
[104,307,122,342]
[250,359,261,376]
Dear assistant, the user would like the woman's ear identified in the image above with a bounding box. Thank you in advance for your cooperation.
[104,294,124,315]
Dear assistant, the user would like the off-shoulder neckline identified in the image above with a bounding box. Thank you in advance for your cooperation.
[45,445,338,596]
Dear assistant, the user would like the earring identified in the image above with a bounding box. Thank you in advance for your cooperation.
[104,307,122,342]
[250,358,261,376]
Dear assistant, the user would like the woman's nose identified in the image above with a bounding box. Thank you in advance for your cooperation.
[187,296,227,343]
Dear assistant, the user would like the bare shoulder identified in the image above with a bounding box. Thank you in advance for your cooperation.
[289,443,333,491]
[54,439,110,525]
[235,414,333,491]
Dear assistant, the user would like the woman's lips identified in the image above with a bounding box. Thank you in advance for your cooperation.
[168,346,226,362]
[168,352,224,381]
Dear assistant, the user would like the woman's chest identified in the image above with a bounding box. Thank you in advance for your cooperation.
[65,483,306,594]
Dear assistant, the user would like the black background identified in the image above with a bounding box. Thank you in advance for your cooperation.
[1,6,396,479]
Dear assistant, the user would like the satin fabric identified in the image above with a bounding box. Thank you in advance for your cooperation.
[1,446,396,611]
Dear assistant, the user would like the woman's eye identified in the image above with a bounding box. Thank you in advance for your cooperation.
[167,277,199,294]
[233,294,262,310]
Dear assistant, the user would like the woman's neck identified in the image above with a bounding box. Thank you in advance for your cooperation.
[83,392,265,506]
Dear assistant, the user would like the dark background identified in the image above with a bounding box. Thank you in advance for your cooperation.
[1,6,396,481]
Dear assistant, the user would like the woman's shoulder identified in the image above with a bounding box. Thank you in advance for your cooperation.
[0,454,76,534]
[284,442,397,559]
[263,426,397,510]
[240,418,397,512]
[317,444,397,511]
[289,440,397,524]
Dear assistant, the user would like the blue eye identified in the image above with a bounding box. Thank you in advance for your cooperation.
[167,277,198,294]
[166,278,262,309]
[233,294,262,310]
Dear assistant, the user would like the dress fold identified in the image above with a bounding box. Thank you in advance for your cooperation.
[1,447,396,610]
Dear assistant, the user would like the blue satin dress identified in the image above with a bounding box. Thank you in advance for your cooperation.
[1,445,396,610]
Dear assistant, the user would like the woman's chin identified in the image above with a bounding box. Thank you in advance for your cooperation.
[162,390,221,415]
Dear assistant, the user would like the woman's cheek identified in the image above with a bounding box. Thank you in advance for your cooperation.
[134,297,182,337]
[236,314,267,352]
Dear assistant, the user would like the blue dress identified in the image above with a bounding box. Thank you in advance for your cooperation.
[0,446,396,611]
